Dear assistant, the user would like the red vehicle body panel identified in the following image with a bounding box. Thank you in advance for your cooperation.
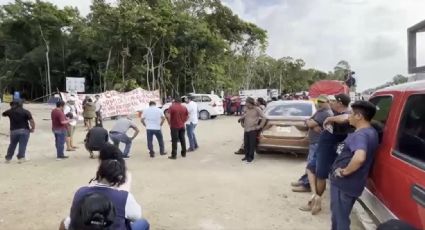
[368,81,425,229]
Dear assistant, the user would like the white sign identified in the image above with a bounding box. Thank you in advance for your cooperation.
[60,88,161,118]
[66,77,85,92]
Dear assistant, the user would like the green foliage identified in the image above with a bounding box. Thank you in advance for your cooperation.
[0,0,339,100]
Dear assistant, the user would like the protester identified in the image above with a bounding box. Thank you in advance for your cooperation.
[185,96,199,152]
[329,101,378,230]
[109,116,139,158]
[2,99,35,163]
[61,159,149,230]
[67,193,116,230]
[309,93,352,214]
[83,97,96,130]
[166,97,189,160]
[94,95,103,127]
[238,97,266,163]
[293,95,333,194]
[257,97,267,110]
[51,101,70,160]
[141,101,166,157]
[64,96,78,151]
[85,123,109,159]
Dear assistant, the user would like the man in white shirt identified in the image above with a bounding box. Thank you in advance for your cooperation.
[64,96,78,151]
[185,96,199,152]
[94,94,102,126]
[141,101,166,157]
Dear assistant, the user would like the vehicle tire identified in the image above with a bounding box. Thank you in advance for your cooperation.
[256,148,267,154]
[211,115,217,119]
[199,110,210,120]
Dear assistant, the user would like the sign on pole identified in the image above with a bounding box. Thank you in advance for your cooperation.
[66,77,85,92]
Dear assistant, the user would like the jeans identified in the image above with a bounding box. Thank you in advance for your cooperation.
[316,131,347,179]
[186,123,198,150]
[6,129,30,160]
[146,129,164,154]
[244,130,258,161]
[171,128,186,157]
[299,143,320,188]
[131,218,150,230]
[53,129,67,158]
[330,184,356,230]
[109,132,132,156]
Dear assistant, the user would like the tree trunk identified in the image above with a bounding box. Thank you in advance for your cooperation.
[104,47,112,91]
[39,25,51,96]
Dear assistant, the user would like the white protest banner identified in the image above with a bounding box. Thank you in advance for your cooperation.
[60,88,161,118]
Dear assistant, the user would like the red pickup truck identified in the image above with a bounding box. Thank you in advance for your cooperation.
[360,80,425,229]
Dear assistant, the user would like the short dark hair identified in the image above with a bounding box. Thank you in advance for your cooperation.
[70,193,116,230]
[96,160,127,187]
[174,97,182,103]
[351,101,377,121]
[56,101,65,108]
[99,143,124,162]
[149,101,156,106]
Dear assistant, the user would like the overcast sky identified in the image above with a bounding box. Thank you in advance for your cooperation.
[1,0,425,90]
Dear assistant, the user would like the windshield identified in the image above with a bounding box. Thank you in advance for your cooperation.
[266,103,313,117]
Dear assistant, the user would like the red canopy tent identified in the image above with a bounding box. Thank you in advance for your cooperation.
[308,80,349,98]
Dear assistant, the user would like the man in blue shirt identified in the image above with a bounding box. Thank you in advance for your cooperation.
[330,101,379,230]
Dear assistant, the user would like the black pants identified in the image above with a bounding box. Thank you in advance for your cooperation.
[244,130,258,160]
[171,128,186,157]
[95,111,102,126]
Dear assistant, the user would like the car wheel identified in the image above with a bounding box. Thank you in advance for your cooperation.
[211,115,217,119]
[199,110,210,120]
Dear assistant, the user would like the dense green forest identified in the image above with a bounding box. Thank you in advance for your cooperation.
[0,0,348,100]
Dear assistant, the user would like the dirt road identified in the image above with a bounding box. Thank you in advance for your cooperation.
[0,103,363,230]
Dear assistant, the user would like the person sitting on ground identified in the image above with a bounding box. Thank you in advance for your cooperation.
[66,193,116,230]
[60,158,149,230]
[85,122,109,159]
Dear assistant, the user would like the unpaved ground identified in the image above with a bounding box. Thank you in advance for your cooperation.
[0,103,363,230]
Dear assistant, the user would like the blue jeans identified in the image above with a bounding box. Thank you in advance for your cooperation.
[330,183,356,230]
[53,129,67,158]
[146,129,164,154]
[186,123,198,150]
[109,132,132,156]
[316,131,347,179]
[6,129,30,160]
[298,143,319,188]
[131,218,150,230]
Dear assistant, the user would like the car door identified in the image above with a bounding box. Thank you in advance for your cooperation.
[389,93,425,229]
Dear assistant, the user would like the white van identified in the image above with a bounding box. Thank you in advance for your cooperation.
[162,93,224,120]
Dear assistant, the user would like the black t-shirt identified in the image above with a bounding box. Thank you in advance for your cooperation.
[333,110,355,135]
[86,127,109,149]
[2,107,33,131]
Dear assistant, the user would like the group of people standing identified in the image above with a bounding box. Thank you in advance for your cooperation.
[289,93,379,230]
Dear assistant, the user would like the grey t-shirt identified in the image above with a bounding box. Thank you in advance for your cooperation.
[308,108,333,143]
[111,118,136,134]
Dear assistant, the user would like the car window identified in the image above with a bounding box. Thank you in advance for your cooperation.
[369,96,392,126]
[394,94,425,169]
[202,96,211,102]
[266,103,313,117]
[192,96,202,102]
